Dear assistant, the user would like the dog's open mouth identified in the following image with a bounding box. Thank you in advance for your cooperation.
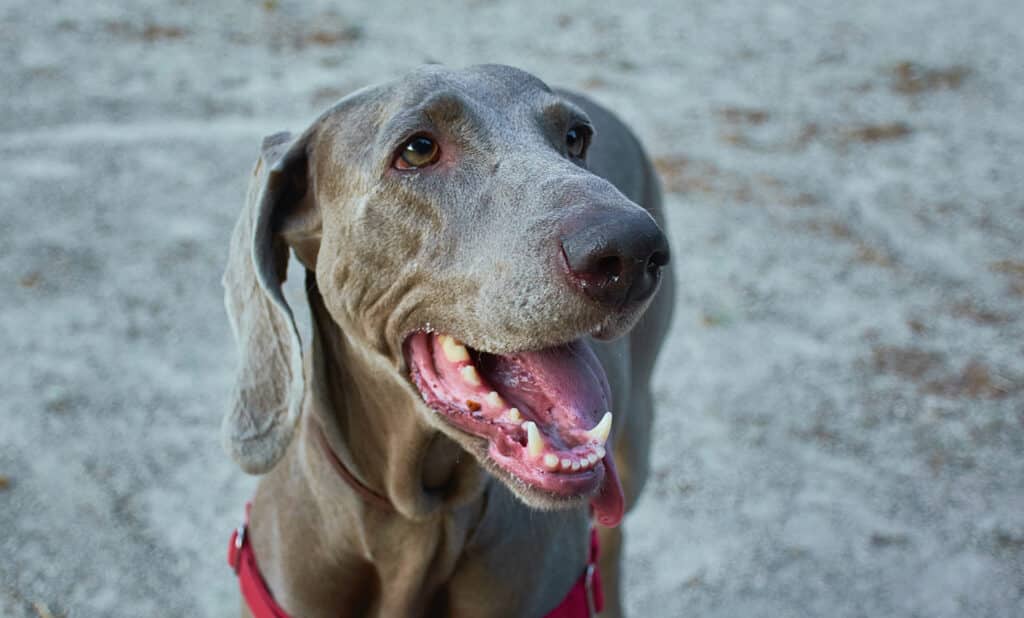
[404,332,624,526]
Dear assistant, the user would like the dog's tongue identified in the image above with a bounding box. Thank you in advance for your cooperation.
[482,340,625,527]
[481,340,610,431]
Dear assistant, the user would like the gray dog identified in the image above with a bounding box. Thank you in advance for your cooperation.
[223,64,673,617]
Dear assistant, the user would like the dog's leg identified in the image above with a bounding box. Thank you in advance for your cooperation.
[601,386,654,618]
[598,524,625,618]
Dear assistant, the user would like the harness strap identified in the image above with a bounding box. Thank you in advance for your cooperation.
[227,504,603,618]
[227,503,290,618]
[543,526,604,617]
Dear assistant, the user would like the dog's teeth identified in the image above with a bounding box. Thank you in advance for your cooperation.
[585,412,613,444]
[485,391,504,408]
[561,458,573,471]
[572,459,583,471]
[543,453,560,470]
[586,452,599,466]
[524,421,544,457]
[460,365,481,386]
[595,445,607,459]
[507,407,523,424]
[440,335,470,363]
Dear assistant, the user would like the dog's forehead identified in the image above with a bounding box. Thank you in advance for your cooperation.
[315,65,585,166]
[396,64,553,107]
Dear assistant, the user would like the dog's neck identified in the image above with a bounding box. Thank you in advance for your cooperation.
[243,283,498,616]
[305,281,489,519]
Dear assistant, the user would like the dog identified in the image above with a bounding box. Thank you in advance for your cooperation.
[222,64,673,617]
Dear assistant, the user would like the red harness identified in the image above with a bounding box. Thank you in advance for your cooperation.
[227,428,604,617]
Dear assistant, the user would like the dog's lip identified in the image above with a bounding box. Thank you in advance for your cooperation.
[402,331,613,497]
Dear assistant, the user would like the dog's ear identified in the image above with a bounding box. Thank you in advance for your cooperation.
[222,128,320,473]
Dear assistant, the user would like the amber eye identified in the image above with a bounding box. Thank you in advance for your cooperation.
[395,136,440,170]
[566,126,589,158]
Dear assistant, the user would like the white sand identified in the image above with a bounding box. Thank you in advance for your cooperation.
[2,1,1022,616]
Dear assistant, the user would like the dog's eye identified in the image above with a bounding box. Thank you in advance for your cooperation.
[566,126,590,159]
[395,136,441,170]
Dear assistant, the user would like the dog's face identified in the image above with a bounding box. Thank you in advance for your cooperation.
[228,65,667,524]
[312,66,665,347]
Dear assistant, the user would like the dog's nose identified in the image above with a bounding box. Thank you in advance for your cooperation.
[560,208,670,307]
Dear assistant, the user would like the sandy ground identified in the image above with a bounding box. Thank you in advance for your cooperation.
[2,1,1023,616]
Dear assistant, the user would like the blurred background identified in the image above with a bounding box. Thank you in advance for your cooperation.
[2,1,1022,616]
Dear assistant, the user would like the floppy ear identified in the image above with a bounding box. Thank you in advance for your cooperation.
[222,128,320,473]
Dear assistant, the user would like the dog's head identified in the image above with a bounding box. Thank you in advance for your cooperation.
[223,65,668,525]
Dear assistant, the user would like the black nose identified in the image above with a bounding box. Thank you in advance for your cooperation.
[560,208,670,307]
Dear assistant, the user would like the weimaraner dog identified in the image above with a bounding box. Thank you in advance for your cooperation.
[223,64,673,617]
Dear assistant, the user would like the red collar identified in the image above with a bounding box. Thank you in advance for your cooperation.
[313,424,395,512]
[227,426,604,617]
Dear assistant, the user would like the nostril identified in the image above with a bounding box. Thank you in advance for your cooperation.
[647,249,669,271]
[594,255,624,282]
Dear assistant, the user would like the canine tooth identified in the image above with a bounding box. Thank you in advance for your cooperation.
[585,412,613,444]
[485,391,504,408]
[543,453,560,470]
[460,365,481,386]
[587,452,599,466]
[524,421,544,457]
[595,445,606,459]
[440,335,470,363]
[507,407,522,423]
[561,458,573,471]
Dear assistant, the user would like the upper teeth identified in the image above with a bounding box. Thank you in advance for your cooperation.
[485,391,504,408]
[460,365,481,386]
[440,335,470,363]
[506,407,523,424]
[584,412,612,445]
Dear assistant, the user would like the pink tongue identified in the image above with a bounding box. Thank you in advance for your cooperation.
[481,340,611,434]
[592,453,625,527]
[482,340,625,527]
